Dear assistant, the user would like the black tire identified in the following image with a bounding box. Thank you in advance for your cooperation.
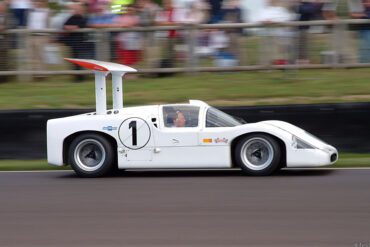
[68,133,115,177]
[234,134,281,176]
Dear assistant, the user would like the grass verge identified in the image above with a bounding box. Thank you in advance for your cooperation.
[1,69,370,109]
[0,153,368,171]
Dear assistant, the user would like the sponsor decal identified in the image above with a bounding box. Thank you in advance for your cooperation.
[103,126,118,131]
[202,138,213,143]
[214,138,228,144]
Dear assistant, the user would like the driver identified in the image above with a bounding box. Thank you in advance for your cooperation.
[173,111,186,127]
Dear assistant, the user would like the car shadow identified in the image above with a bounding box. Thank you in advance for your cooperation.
[56,168,336,179]
[275,169,335,177]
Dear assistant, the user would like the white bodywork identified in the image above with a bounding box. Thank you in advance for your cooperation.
[47,100,338,169]
[47,59,338,169]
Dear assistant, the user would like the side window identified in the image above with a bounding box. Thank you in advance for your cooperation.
[163,106,200,128]
[206,107,242,127]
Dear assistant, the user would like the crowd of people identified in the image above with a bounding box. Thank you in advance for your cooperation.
[0,0,369,82]
[297,0,370,64]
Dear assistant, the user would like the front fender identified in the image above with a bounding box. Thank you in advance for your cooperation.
[230,123,293,148]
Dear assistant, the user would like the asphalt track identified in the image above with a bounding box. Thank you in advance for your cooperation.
[0,169,369,247]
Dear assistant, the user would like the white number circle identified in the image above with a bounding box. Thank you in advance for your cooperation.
[119,118,151,150]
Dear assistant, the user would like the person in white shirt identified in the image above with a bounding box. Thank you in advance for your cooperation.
[255,0,295,65]
[27,0,50,75]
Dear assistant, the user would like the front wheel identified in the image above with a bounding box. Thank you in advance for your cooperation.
[68,133,115,177]
[234,134,281,176]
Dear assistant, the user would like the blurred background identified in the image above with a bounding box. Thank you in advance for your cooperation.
[0,0,369,107]
[1,2,370,244]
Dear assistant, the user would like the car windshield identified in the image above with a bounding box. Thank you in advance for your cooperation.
[206,107,244,127]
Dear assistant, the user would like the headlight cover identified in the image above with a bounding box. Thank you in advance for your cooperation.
[292,136,315,149]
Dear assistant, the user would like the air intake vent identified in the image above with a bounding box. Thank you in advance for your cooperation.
[330,153,338,162]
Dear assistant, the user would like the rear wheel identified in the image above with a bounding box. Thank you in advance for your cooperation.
[68,133,115,177]
[234,134,281,176]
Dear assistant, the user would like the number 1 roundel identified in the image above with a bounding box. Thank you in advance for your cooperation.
[119,117,151,150]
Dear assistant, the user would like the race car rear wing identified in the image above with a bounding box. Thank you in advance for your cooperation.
[65,58,137,115]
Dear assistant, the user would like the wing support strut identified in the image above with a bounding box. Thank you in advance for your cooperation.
[65,58,137,115]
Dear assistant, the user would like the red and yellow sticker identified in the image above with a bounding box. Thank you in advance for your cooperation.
[202,138,213,143]
[202,138,229,144]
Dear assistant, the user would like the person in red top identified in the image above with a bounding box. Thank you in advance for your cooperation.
[115,4,142,67]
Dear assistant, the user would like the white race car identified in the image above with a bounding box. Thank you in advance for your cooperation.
[47,59,338,177]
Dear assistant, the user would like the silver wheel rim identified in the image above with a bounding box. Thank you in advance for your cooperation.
[241,137,274,171]
[74,139,106,172]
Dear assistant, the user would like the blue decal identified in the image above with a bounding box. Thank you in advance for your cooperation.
[103,126,118,131]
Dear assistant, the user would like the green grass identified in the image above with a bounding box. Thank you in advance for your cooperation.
[333,153,370,168]
[0,68,370,109]
[0,153,368,171]
[0,160,69,171]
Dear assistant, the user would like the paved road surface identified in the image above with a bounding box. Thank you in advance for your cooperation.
[0,169,369,247]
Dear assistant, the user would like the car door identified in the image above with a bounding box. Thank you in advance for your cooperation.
[117,115,155,168]
[150,105,203,168]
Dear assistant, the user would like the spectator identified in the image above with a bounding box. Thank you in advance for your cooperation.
[322,0,365,63]
[322,0,365,19]
[186,1,212,59]
[78,0,92,10]
[88,1,115,28]
[223,0,245,65]
[208,0,223,23]
[209,29,238,68]
[223,0,243,24]
[0,1,10,82]
[63,2,93,82]
[296,0,323,64]
[136,0,160,68]
[87,1,116,61]
[50,3,72,30]
[156,0,182,68]
[27,0,50,76]
[137,0,158,26]
[359,0,370,63]
[182,1,208,24]
[9,0,31,27]
[86,0,111,13]
[255,0,295,65]
[115,4,142,71]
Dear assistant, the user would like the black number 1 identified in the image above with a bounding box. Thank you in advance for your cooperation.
[129,121,137,146]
